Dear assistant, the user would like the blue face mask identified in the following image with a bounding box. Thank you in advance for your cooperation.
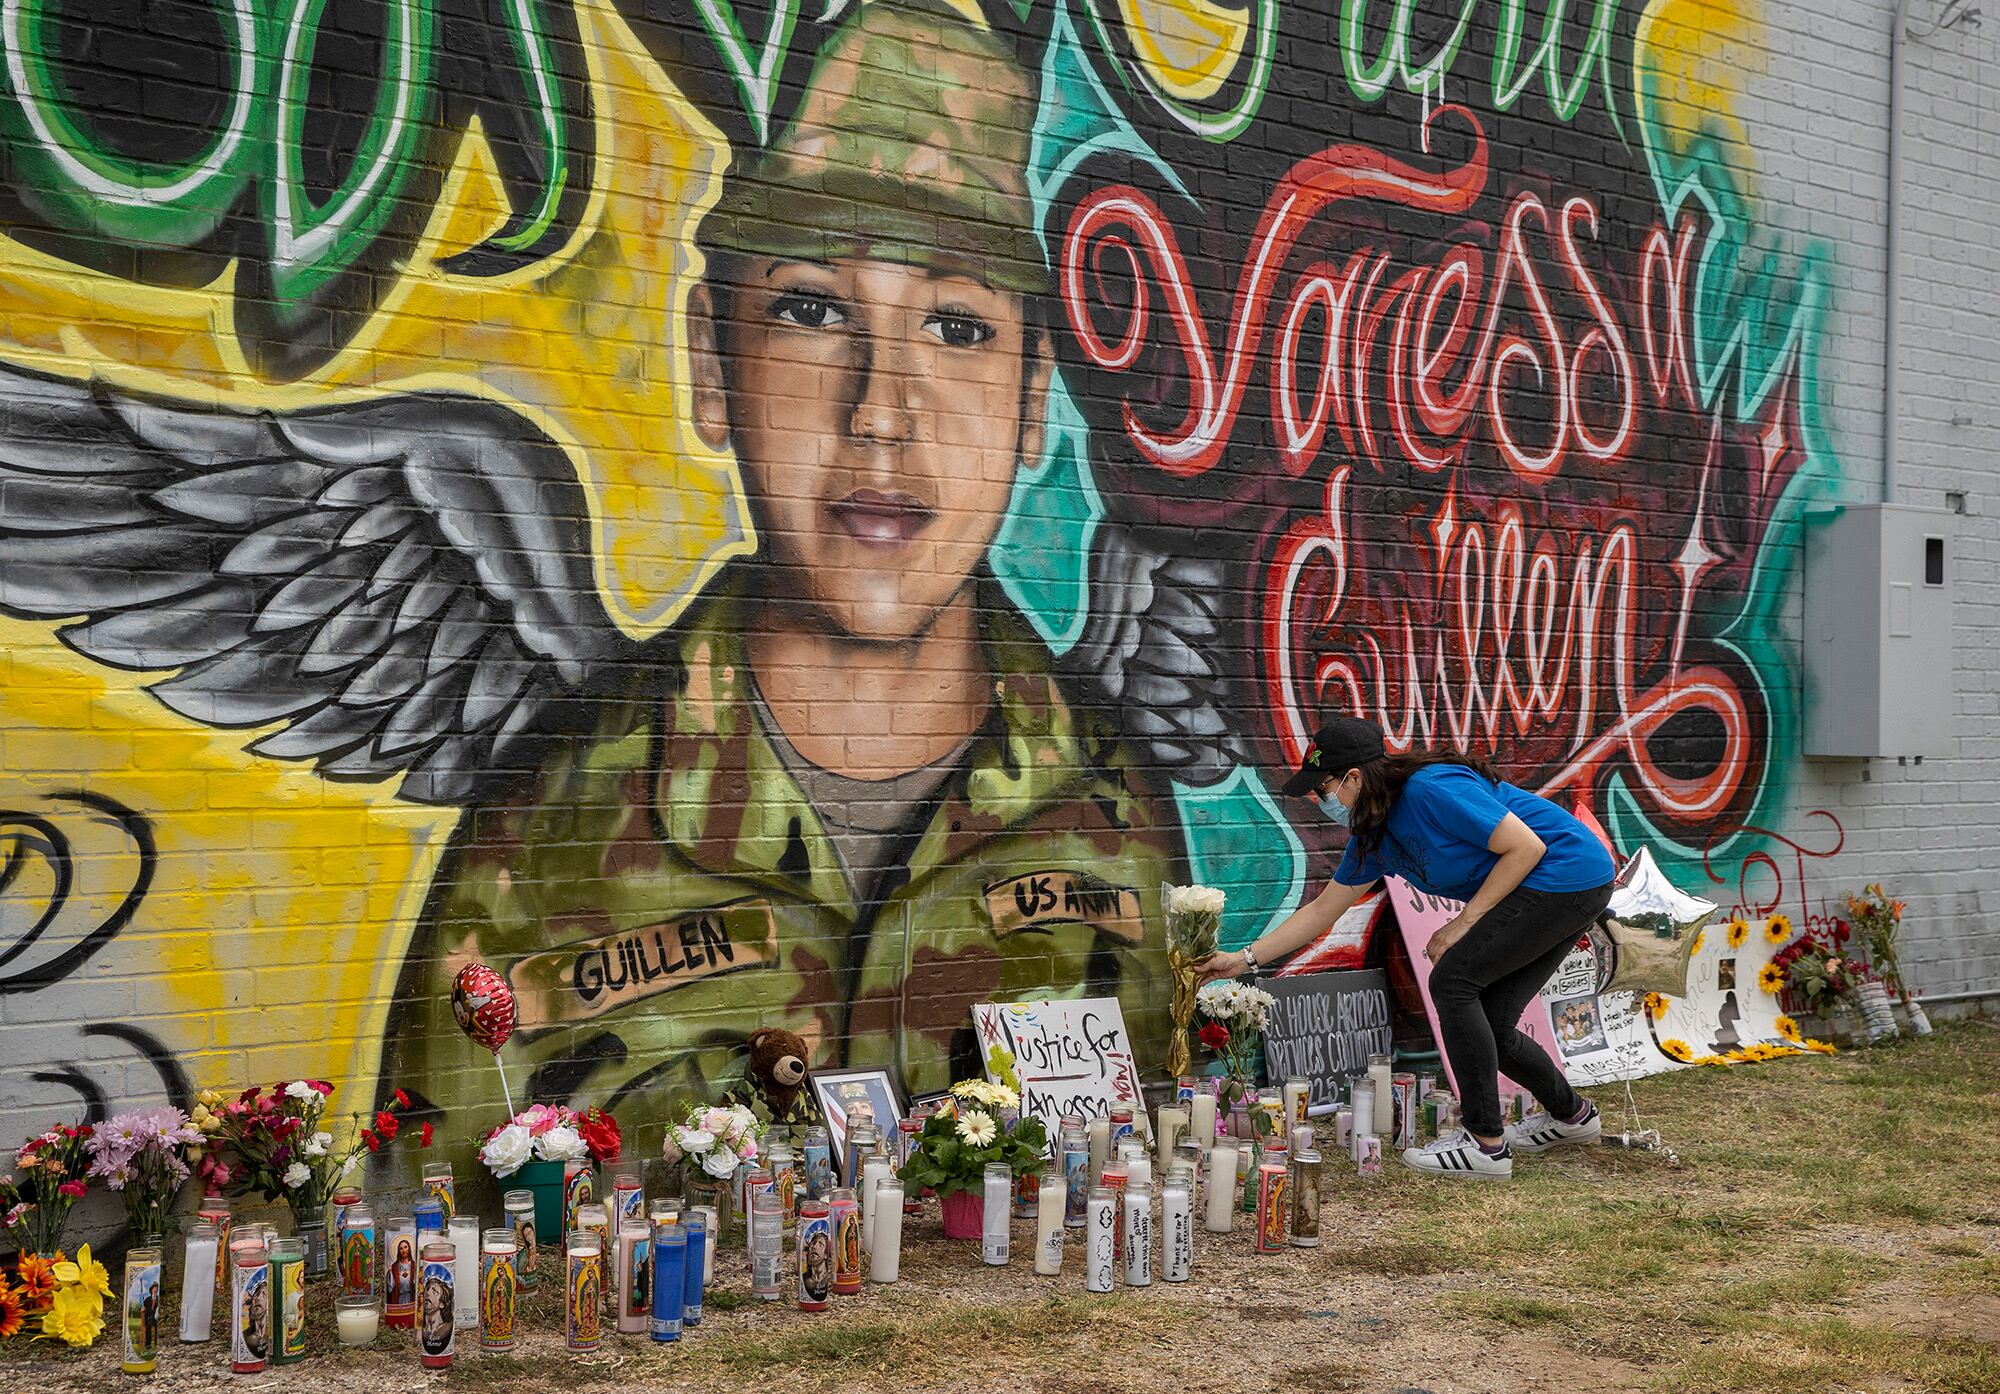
[1318,790,1352,826]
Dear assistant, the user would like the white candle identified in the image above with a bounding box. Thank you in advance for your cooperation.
[1126,1153,1152,1191]
[1204,1142,1238,1232]
[868,1183,903,1283]
[860,1160,892,1255]
[1189,1093,1217,1145]
[1156,1107,1186,1170]
[1369,1056,1394,1136]
[1087,1117,1110,1185]
[694,1205,718,1286]
[1034,1171,1065,1276]
[335,1299,378,1348]
[448,1216,480,1327]
[179,1228,217,1342]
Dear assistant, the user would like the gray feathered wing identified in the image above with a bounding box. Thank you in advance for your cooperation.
[1059,521,1246,788]
[0,362,628,804]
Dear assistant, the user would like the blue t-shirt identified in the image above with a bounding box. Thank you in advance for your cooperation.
[1332,765,1614,902]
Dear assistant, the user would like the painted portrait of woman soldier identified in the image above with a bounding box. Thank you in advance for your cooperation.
[377,0,1180,1126]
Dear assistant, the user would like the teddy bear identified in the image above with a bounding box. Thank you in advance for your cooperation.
[724,1026,819,1127]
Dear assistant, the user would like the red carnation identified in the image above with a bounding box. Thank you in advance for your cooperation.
[393,1089,411,1111]
[578,1108,621,1164]
[309,1080,335,1097]
[374,1112,400,1141]
[1198,1022,1230,1051]
[419,1123,434,1149]
[58,1180,86,1199]
[364,1132,381,1153]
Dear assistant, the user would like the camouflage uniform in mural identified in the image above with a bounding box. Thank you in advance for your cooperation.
[381,1,1181,1127]
[383,588,1177,1124]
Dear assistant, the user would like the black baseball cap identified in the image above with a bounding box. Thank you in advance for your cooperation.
[1281,716,1388,795]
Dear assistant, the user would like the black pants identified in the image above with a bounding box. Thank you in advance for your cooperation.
[1428,881,1615,1139]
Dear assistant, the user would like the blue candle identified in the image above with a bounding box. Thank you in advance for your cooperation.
[682,1212,707,1327]
[649,1223,686,1343]
[413,1199,446,1236]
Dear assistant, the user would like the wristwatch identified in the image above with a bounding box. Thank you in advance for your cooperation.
[1241,944,1259,977]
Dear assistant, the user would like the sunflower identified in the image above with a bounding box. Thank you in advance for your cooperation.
[0,1282,23,1339]
[12,1254,57,1312]
[1757,963,1786,995]
[1661,1038,1693,1062]
[1764,913,1794,944]
[1775,1014,1802,1043]
[1688,930,1705,956]
[1804,1039,1837,1055]
[1642,991,1669,1020]
[1726,916,1749,949]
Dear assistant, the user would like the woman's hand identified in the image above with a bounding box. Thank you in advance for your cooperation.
[1424,914,1478,963]
[1198,950,1249,983]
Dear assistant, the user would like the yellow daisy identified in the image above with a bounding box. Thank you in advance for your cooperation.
[1764,913,1793,944]
[1661,1038,1692,1062]
[1775,1014,1802,1043]
[1689,929,1705,956]
[1726,916,1749,949]
[1757,963,1786,995]
[1643,991,1669,1020]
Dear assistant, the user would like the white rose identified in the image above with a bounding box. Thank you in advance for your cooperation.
[282,1161,311,1190]
[480,1124,533,1178]
[537,1125,587,1163]
[701,1148,739,1179]
[673,1125,716,1155]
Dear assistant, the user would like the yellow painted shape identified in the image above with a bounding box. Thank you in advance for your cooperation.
[0,0,750,641]
[1116,0,1250,102]
[1636,0,1762,175]
[0,622,456,1105]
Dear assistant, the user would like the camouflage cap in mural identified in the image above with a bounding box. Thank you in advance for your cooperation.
[703,0,1048,293]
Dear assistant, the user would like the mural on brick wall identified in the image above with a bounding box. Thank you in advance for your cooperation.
[0,0,1837,1161]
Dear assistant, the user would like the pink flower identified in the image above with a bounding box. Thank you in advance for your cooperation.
[57,1181,86,1199]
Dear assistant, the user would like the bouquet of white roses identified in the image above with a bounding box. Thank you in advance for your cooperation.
[663,1104,765,1180]
[477,1103,598,1179]
[1163,882,1225,959]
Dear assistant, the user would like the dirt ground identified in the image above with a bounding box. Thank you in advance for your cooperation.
[6,1023,1998,1394]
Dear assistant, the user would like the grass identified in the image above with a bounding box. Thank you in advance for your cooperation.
[5,1023,1996,1393]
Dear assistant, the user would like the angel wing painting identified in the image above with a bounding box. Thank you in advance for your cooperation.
[0,0,1241,1137]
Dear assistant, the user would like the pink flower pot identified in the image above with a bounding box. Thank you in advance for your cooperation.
[940,1188,983,1240]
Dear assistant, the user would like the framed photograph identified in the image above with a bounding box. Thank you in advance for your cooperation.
[810,1066,907,1174]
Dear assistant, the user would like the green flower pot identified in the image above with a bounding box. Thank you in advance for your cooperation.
[515,1158,566,1234]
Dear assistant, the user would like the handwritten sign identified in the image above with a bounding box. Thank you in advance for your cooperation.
[971,998,1141,1145]
[1260,969,1395,1108]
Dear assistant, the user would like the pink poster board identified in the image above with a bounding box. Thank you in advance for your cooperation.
[1385,876,1562,1099]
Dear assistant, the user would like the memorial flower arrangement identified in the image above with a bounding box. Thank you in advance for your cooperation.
[0,1242,110,1348]
[1195,978,1277,1137]
[1,1120,94,1258]
[1772,920,1864,1015]
[1163,882,1227,1076]
[662,1103,765,1179]
[1844,884,1909,992]
[897,1079,1047,1202]
[478,1103,619,1178]
[84,1106,205,1244]
[210,1079,418,1231]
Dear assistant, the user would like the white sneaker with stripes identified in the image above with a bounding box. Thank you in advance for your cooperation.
[1509,1101,1602,1153]
[1400,1128,1513,1179]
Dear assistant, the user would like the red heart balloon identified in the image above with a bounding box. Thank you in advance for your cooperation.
[451,963,517,1054]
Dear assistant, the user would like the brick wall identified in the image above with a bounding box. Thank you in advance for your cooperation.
[1,0,1993,1180]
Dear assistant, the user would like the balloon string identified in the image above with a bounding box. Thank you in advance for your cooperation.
[496,1054,516,1118]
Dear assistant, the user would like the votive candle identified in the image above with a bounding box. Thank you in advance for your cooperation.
[448,1216,480,1328]
[335,1293,378,1348]
[1204,1142,1238,1232]
[178,1221,218,1343]
[650,1220,686,1342]
[615,1218,650,1335]
[1034,1167,1065,1276]
[480,1227,518,1353]
[565,1233,601,1353]
[868,1181,903,1283]
[682,1210,708,1327]
[1188,1092,1217,1145]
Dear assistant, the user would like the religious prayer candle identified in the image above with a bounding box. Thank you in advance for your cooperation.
[896,1120,923,1212]
[798,1199,832,1310]
[565,1233,602,1353]
[179,1221,219,1343]
[418,1240,456,1369]
[268,1237,307,1365]
[1368,1053,1394,1136]
[804,1126,834,1201]
[616,1219,650,1335]
[449,1216,480,1327]
[830,1187,862,1294]
[682,1210,708,1326]
[1290,1149,1323,1248]
[1283,1078,1310,1139]
[650,1221,686,1342]
[1393,1074,1418,1150]
[335,1294,378,1349]
[481,1227,519,1353]
[1156,1106,1186,1170]
[329,1185,363,1238]
[1084,1187,1116,1294]
[502,1189,539,1291]
[843,1125,877,1189]
[1162,1168,1194,1282]
[423,1162,457,1221]
[1254,1163,1289,1254]
[1175,1077,1198,1105]
[750,1188,784,1301]
[689,1207,715,1302]
[769,1144,799,1233]
[1188,1091,1217,1145]
[230,1239,269,1374]
[563,1159,595,1239]
[1014,1165,1039,1220]
[1087,1116,1110,1185]
[1100,1164,1127,1262]
[868,1182,904,1283]
[121,1245,162,1374]
[414,1197,446,1238]
[613,1169,644,1229]
[1351,1082,1375,1159]
[1126,1153,1152,1191]
[199,1199,232,1310]
[1204,1143,1238,1233]
[1061,1123,1090,1228]
[1122,1182,1153,1287]
[1358,1135,1383,1177]
[382,1217,418,1328]
[1034,1167,1065,1276]
[337,1203,376,1301]
[981,1163,1012,1266]
[1335,1107,1355,1152]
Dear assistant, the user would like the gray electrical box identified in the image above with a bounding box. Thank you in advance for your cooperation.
[1801,503,1955,757]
